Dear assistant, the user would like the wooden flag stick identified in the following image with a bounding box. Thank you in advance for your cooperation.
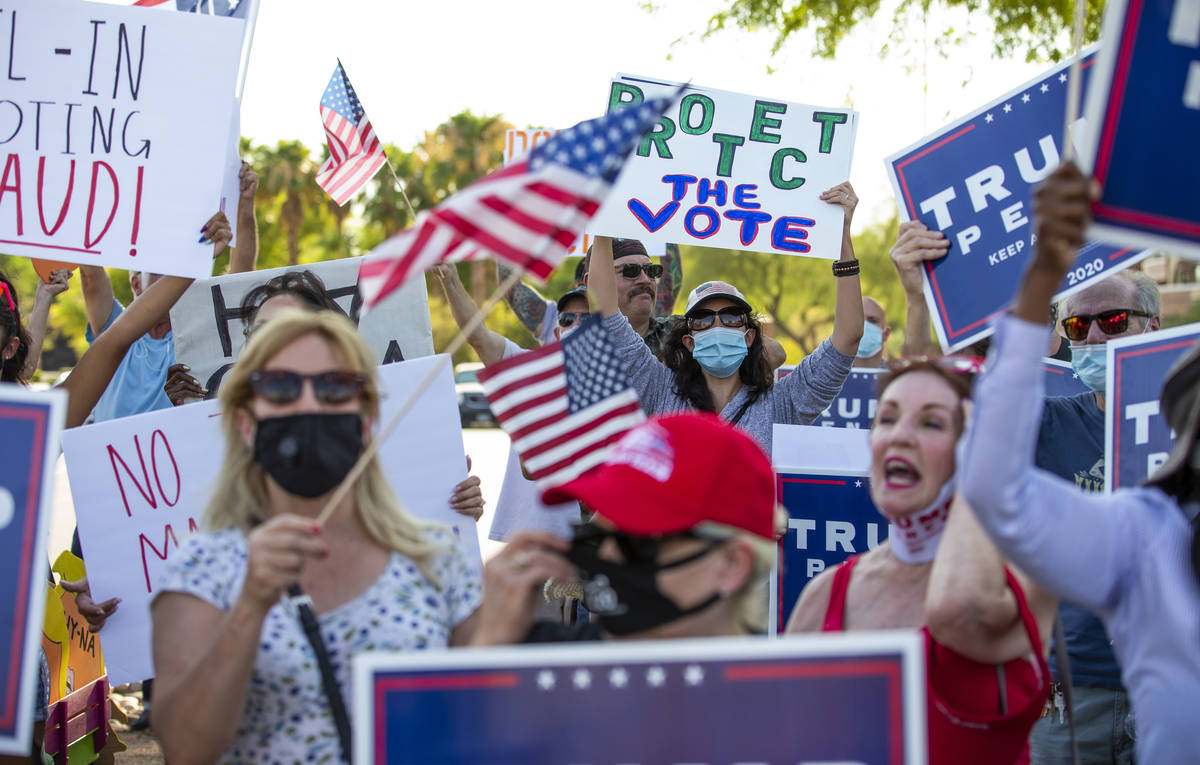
[383,157,420,224]
[1062,0,1089,163]
[314,265,526,525]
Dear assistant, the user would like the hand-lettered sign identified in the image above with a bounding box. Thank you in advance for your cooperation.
[885,48,1150,351]
[0,385,65,756]
[1082,0,1200,260]
[0,0,243,278]
[1104,322,1200,491]
[170,257,434,400]
[591,75,858,260]
[353,634,927,765]
[61,354,477,685]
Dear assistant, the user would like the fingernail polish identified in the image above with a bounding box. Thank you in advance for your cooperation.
[199,236,209,244]
[200,224,208,233]
[312,524,322,534]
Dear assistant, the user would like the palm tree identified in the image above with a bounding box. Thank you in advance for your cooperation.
[257,140,320,266]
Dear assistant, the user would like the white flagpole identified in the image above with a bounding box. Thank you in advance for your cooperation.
[234,0,261,103]
[1062,0,1089,162]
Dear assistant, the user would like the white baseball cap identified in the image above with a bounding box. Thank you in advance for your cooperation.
[683,281,752,316]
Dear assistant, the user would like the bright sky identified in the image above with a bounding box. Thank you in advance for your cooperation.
[236,0,1048,229]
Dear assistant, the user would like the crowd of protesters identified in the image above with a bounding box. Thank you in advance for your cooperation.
[2,150,1197,765]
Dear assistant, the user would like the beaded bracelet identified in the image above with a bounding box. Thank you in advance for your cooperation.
[832,258,860,277]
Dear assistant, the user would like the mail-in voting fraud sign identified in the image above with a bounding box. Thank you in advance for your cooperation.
[171,258,434,398]
[772,425,886,633]
[1105,322,1200,491]
[0,0,243,278]
[591,75,858,260]
[0,386,65,755]
[1082,0,1200,259]
[353,634,926,765]
[886,49,1150,351]
[61,355,475,685]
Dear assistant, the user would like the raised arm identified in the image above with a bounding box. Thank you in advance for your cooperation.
[890,221,949,357]
[431,263,508,366]
[960,163,1144,613]
[22,268,71,380]
[62,213,231,427]
[588,235,619,318]
[78,265,116,338]
[497,261,550,337]
[227,162,259,274]
[821,183,865,356]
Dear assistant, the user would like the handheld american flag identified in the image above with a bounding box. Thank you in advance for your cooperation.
[357,95,676,311]
[476,317,645,492]
[315,61,387,207]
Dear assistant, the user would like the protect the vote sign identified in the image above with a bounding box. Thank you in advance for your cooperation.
[61,354,476,685]
[592,75,858,260]
[1082,0,1200,260]
[1105,322,1200,491]
[170,258,435,399]
[886,49,1150,351]
[0,386,65,755]
[353,635,927,765]
[0,0,244,278]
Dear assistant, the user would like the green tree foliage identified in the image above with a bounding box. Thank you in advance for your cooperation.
[700,0,1104,62]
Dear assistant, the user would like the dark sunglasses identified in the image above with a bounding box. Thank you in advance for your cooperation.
[1060,308,1151,342]
[615,263,663,280]
[570,522,723,567]
[249,369,366,405]
[888,354,986,376]
[686,307,748,332]
[557,311,591,328]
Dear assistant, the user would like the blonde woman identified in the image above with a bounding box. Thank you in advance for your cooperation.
[151,310,480,764]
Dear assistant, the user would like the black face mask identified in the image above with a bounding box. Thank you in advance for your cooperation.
[253,413,363,498]
[565,533,725,637]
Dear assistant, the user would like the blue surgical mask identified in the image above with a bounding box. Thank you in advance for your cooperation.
[691,327,748,378]
[857,321,884,358]
[1070,344,1107,394]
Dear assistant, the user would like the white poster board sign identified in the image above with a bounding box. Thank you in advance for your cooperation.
[591,75,858,260]
[170,258,435,396]
[61,354,476,684]
[0,0,243,278]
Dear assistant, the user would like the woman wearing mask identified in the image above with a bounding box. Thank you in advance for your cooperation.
[589,184,864,453]
[787,358,1057,764]
[151,310,480,764]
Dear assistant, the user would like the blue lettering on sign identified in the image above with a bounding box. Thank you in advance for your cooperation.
[626,175,817,251]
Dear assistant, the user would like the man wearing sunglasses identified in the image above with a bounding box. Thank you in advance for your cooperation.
[498,240,682,354]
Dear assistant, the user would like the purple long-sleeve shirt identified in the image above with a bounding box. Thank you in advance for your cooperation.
[961,315,1200,764]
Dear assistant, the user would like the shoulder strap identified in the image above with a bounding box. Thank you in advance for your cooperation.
[288,585,353,762]
[821,556,860,632]
[727,395,754,427]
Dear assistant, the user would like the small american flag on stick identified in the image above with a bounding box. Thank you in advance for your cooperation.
[315,60,387,206]
[357,95,676,311]
[477,317,645,492]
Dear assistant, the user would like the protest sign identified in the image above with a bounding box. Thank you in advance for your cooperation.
[170,258,434,398]
[1042,357,1092,399]
[772,424,885,634]
[1082,0,1200,260]
[1104,322,1200,491]
[0,385,65,755]
[353,633,926,765]
[0,0,243,278]
[61,354,475,684]
[886,48,1150,351]
[591,75,858,260]
[777,366,881,429]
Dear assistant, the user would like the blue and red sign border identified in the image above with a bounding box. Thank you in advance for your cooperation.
[0,388,66,755]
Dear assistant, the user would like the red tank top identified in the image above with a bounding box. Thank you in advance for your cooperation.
[822,556,1049,765]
